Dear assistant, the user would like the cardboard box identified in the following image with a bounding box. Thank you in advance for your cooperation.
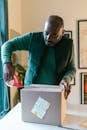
[21,84,66,126]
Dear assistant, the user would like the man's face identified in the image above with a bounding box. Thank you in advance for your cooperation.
[43,21,64,46]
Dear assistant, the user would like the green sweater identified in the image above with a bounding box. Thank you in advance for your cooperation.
[34,47,57,85]
[1,32,76,86]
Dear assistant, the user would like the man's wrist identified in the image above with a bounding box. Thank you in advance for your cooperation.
[60,79,68,89]
[4,62,12,65]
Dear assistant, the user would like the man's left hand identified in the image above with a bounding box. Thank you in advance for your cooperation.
[59,79,71,100]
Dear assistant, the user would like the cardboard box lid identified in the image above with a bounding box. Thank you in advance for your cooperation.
[23,84,64,92]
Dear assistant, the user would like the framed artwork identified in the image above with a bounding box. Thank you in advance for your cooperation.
[64,30,72,39]
[78,20,87,68]
[81,72,87,104]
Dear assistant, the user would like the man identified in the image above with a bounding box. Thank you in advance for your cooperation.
[1,15,76,99]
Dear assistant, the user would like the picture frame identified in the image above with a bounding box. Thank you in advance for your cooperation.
[78,20,87,69]
[64,30,72,39]
[80,72,87,104]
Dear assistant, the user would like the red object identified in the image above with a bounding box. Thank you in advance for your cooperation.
[84,83,87,93]
[12,75,23,88]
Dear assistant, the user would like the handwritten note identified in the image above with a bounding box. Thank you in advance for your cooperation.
[31,97,51,119]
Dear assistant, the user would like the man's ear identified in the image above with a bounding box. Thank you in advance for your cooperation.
[62,29,64,35]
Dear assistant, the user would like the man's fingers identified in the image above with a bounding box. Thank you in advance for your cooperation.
[4,72,14,81]
[64,85,71,99]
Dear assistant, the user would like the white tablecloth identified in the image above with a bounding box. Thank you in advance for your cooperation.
[0,103,69,130]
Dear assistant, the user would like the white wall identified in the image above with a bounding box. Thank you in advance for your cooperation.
[8,0,87,104]
[8,0,22,33]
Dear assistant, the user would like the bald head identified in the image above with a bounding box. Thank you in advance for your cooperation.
[44,15,64,46]
[46,15,64,29]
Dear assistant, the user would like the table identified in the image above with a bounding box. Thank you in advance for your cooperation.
[0,103,69,130]
[63,103,87,130]
[0,103,87,130]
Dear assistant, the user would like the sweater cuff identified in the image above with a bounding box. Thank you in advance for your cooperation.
[2,58,11,64]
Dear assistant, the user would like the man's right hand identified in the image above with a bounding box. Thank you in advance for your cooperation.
[3,63,15,82]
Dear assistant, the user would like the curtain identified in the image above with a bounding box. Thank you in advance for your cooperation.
[0,44,9,119]
[0,0,9,119]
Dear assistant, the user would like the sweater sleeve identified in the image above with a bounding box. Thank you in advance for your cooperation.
[62,41,76,83]
[1,33,32,64]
